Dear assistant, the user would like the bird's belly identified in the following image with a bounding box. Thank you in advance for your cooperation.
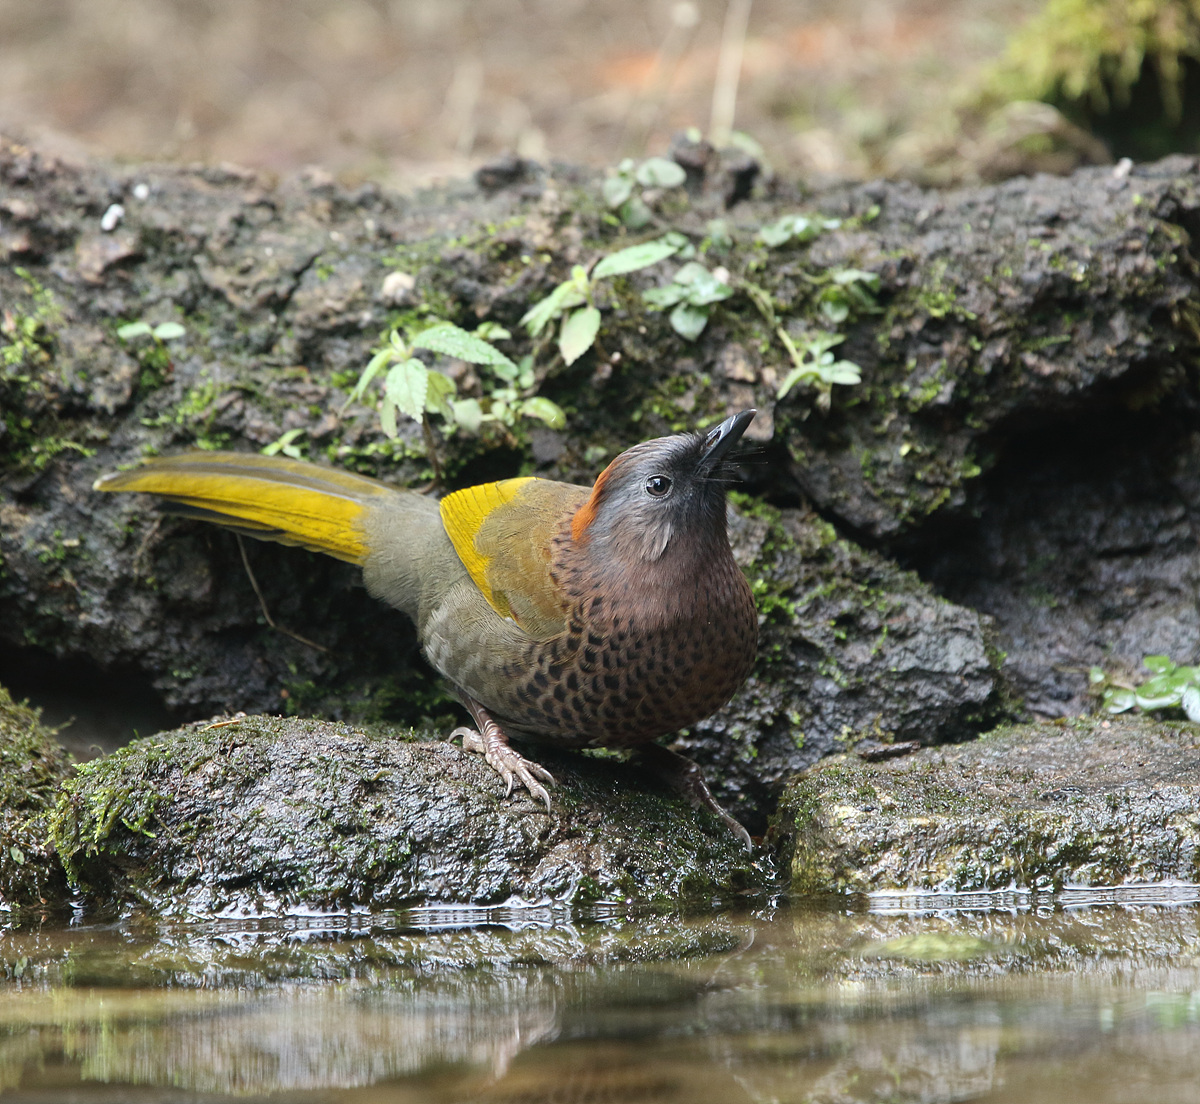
[484,609,757,748]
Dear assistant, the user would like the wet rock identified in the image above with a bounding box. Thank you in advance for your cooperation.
[776,717,1200,895]
[49,715,771,917]
[0,686,73,915]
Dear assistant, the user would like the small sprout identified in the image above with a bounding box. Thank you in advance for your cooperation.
[117,320,186,342]
[776,331,863,410]
[818,268,881,325]
[642,261,734,341]
[758,213,840,248]
[262,428,306,460]
[603,156,687,227]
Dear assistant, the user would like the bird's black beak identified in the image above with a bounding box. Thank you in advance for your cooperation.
[699,410,755,471]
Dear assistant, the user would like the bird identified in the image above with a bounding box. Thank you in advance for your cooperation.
[94,411,759,846]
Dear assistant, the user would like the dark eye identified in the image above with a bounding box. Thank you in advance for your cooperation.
[645,474,673,497]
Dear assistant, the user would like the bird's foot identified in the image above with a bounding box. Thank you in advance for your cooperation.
[451,712,555,811]
[635,743,752,852]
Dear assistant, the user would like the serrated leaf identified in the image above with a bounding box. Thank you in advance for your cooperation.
[152,321,187,340]
[424,370,457,420]
[559,306,601,366]
[1182,685,1200,722]
[117,321,152,340]
[636,157,687,188]
[593,237,680,279]
[603,175,634,208]
[412,322,517,374]
[384,359,429,422]
[451,397,483,433]
[519,396,567,429]
[669,302,710,341]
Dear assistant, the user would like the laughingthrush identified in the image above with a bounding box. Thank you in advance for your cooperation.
[95,411,759,845]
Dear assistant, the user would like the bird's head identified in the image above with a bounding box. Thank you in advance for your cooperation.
[570,410,755,568]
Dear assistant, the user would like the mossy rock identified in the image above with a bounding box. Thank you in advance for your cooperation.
[775,716,1200,895]
[47,714,773,917]
[0,685,73,914]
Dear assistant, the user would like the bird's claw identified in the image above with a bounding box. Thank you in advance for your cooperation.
[452,725,555,811]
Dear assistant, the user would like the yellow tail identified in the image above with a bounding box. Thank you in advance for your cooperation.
[94,452,400,564]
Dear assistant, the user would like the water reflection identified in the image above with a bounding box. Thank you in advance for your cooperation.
[0,895,1197,1102]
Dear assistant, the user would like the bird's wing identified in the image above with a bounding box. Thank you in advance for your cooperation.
[440,477,587,639]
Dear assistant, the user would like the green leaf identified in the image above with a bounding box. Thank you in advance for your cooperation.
[618,196,652,229]
[1088,666,1108,686]
[679,266,733,305]
[520,274,589,336]
[559,306,601,366]
[518,396,567,429]
[450,397,483,433]
[1103,686,1137,713]
[776,365,812,400]
[474,321,512,342]
[1135,686,1183,711]
[116,321,152,340]
[10,846,24,865]
[424,370,457,420]
[592,237,681,279]
[821,359,863,386]
[642,284,686,309]
[152,321,187,341]
[384,359,429,422]
[831,268,880,290]
[603,174,634,208]
[1143,655,1174,673]
[819,295,850,324]
[669,302,710,341]
[350,347,394,403]
[636,157,687,188]
[380,396,398,438]
[1182,685,1200,722]
[412,322,518,374]
[262,428,306,458]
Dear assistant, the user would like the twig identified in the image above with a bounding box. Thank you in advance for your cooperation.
[236,535,329,653]
[710,0,752,148]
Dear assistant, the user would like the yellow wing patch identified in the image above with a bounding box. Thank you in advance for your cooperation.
[440,477,535,618]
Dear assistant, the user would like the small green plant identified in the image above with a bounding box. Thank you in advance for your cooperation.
[743,282,863,412]
[349,320,566,478]
[757,213,841,248]
[521,235,684,364]
[818,268,881,325]
[603,157,688,228]
[1091,655,1200,720]
[117,320,187,389]
[642,261,734,340]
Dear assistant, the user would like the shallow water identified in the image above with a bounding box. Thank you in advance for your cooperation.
[1,889,1198,1103]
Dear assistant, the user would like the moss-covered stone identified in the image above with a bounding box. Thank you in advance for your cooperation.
[0,685,73,914]
[775,716,1200,895]
[47,714,773,917]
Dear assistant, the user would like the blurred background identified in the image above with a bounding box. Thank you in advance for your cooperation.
[0,0,1089,186]
[4,0,1200,182]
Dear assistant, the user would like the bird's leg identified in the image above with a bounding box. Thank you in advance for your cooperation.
[635,743,752,852]
[451,696,555,811]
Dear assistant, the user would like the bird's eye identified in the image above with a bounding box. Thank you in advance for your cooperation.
[645,474,673,497]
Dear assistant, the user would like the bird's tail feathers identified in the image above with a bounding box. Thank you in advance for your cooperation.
[93,452,400,564]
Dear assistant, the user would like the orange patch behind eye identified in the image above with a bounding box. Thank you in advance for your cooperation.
[570,459,620,542]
